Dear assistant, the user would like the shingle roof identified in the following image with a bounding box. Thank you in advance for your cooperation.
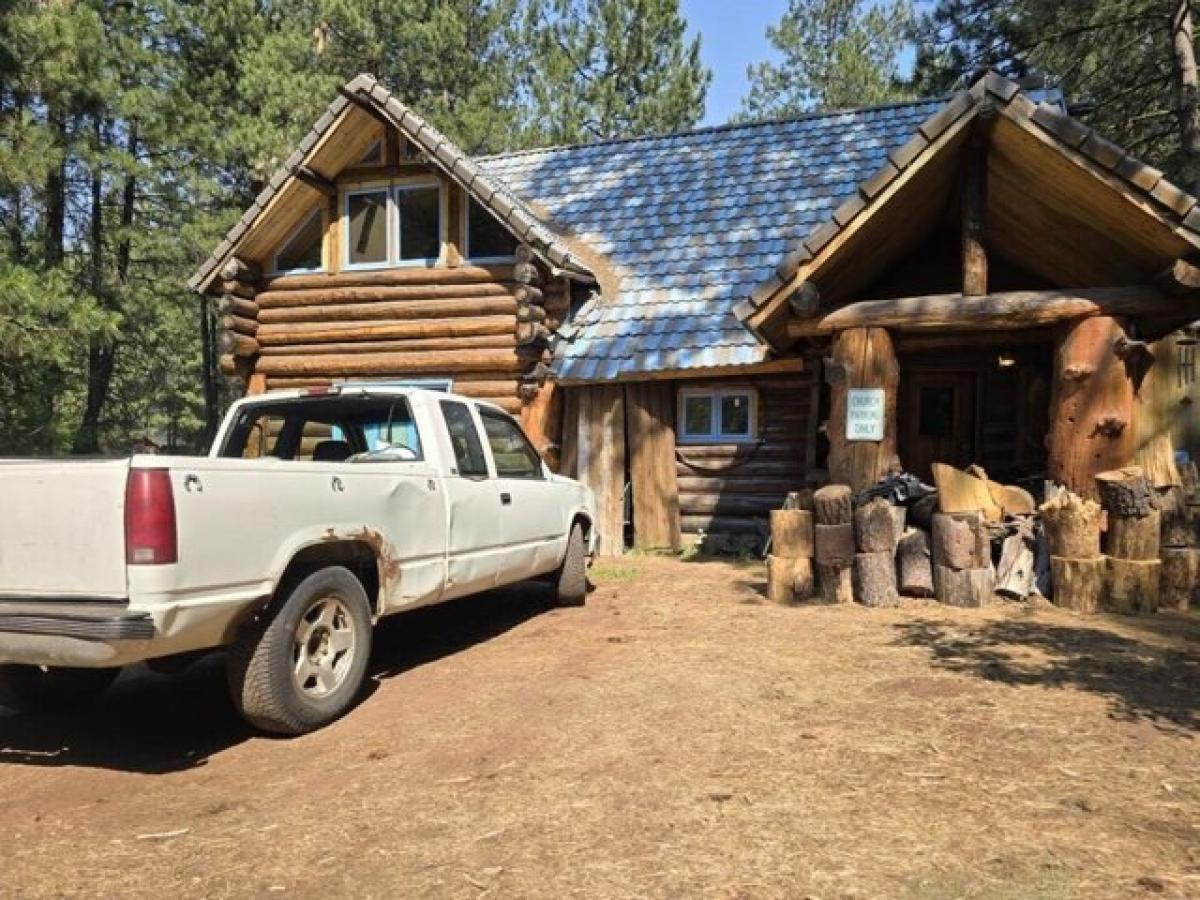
[479,99,947,382]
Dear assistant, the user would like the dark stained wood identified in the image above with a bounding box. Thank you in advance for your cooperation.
[626,382,683,551]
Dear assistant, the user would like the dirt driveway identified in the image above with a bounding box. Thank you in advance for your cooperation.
[1,556,1198,899]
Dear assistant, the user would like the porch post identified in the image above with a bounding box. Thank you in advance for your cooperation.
[827,326,900,490]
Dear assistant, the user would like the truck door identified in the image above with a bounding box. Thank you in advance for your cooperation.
[437,399,505,600]
[477,407,567,583]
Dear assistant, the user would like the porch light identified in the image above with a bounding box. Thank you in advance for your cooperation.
[997,353,1016,368]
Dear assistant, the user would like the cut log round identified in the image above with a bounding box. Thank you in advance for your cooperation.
[1157,486,1193,547]
[221,314,259,337]
[1105,508,1161,560]
[854,498,898,553]
[1105,557,1161,615]
[933,565,995,608]
[770,510,814,558]
[220,257,260,283]
[814,523,856,567]
[1039,490,1102,559]
[782,489,816,512]
[1095,467,1154,517]
[1049,556,1106,613]
[814,484,853,526]
[996,528,1036,599]
[219,330,259,357]
[897,530,935,597]
[932,511,989,570]
[1159,547,1199,612]
[854,552,899,607]
[218,294,260,318]
[817,563,854,605]
[768,556,815,605]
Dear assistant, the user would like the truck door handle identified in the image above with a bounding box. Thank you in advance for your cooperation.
[500,492,512,506]
[183,474,203,493]
[331,476,345,493]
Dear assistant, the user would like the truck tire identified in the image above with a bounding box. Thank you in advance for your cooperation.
[554,523,588,607]
[228,566,372,735]
[0,665,120,714]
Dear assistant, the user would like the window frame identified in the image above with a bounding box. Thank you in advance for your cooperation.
[676,387,758,445]
[438,398,491,479]
[269,207,326,276]
[478,407,546,480]
[463,195,519,264]
[342,182,393,271]
[392,178,445,267]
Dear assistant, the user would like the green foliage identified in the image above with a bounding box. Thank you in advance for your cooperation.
[739,0,915,120]
[525,0,711,143]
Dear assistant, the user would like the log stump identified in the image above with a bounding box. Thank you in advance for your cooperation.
[770,510,814,558]
[1160,547,1199,611]
[1157,486,1193,548]
[1049,556,1106,613]
[1105,508,1161,560]
[1106,558,1161,615]
[854,552,899,607]
[767,556,815,605]
[1095,467,1154,518]
[1039,490,1102,559]
[854,498,898,553]
[814,523,855,567]
[814,484,853,526]
[933,565,995,608]
[932,511,989,570]
[817,563,854,604]
[897,530,935,598]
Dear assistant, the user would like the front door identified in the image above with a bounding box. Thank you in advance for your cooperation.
[901,371,977,481]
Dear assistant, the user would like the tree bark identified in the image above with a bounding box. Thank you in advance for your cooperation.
[770,510,814,558]
[854,497,898,552]
[826,327,899,491]
[1172,0,1200,197]
[814,523,856,567]
[1039,490,1103,558]
[897,530,935,598]
[854,552,900,607]
[1050,556,1106,613]
[813,484,853,525]
[1160,546,1199,611]
[1106,558,1161,615]
[934,565,995,608]
[817,563,855,604]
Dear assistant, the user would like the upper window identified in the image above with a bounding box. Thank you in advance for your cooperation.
[343,180,443,269]
[678,388,757,444]
[480,409,542,478]
[272,209,324,274]
[439,400,489,477]
[466,198,518,261]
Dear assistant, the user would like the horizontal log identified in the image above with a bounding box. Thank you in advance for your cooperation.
[219,279,258,299]
[220,330,259,357]
[677,476,805,494]
[257,315,517,346]
[516,304,547,323]
[785,287,1189,338]
[218,294,260,318]
[256,282,515,310]
[221,314,259,337]
[264,265,515,292]
[680,494,787,516]
[259,334,517,356]
[255,348,536,378]
[1155,258,1200,295]
[681,515,766,535]
[261,376,522,399]
[259,295,518,325]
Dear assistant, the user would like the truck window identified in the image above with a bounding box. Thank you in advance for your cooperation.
[439,400,488,477]
[479,409,543,479]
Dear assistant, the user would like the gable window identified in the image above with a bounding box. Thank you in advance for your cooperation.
[678,388,757,444]
[466,197,518,261]
[272,208,324,274]
[396,183,441,263]
[346,188,388,266]
[342,179,444,269]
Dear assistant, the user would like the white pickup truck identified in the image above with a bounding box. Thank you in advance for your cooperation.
[0,385,595,733]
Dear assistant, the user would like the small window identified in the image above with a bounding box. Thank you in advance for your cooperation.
[347,189,388,266]
[480,409,542,478]
[678,388,757,444]
[272,209,323,273]
[358,139,382,165]
[467,198,518,261]
[440,400,488,477]
[396,184,442,263]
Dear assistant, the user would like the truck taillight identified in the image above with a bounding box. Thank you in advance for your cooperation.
[125,468,178,565]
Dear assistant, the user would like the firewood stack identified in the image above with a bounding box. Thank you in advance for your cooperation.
[1096,467,1159,615]
[766,491,816,605]
[216,257,262,382]
[813,485,855,604]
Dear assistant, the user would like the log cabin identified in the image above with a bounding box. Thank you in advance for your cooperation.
[191,72,1200,557]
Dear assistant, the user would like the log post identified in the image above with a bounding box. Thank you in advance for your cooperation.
[827,327,899,491]
[768,556,815,605]
[854,498,898,553]
[961,106,992,297]
[1046,317,1136,499]
[1049,557,1106,613]
[854,552,899,607]
[814,484,854,603]
[1039,490,1103,559]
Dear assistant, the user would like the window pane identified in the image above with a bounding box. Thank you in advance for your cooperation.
[348,190,388,265]
[439,400,488,477]
[275,210,323,272]
[720,394,752,436]
[398,186,441,262]
[481,411,540,478]
[683,395,713,436]
[468,198,518,259]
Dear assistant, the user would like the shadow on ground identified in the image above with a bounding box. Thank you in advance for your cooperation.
[893,612,1200,733]
[0,583,557,775]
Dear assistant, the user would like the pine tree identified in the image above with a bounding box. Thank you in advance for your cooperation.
[739,0,915,120]
[524,0,711,144]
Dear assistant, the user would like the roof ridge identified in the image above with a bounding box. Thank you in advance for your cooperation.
[480,95,953,162]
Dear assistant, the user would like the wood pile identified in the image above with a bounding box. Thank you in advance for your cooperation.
[766,491,815,605]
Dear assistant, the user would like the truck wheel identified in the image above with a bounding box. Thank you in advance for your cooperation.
[228,566,372,735]
[554,523,588,607]
[0,665,120,714]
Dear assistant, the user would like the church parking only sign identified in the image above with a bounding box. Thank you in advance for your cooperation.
[846,388,886,441]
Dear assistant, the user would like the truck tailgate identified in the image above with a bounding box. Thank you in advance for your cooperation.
[0,459,130,598]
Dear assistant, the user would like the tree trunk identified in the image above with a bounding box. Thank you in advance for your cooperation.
[933,565,995,608]
[814,523,855,567]
[1095,467,1154,518]
[1050,556,1106,613]
[854,497,898,552]
[1172,0,1200,197]
[817,563,855,604]
[768,556,815,605]
[813,483,853,525]
[770,510,814,558]
[1039,490,1103,559]
[201,298,220,446]
[931,511,989,570]
[43,113,66,266]
[827,327,899,490]
[1106,558,1161,615]
[1158,485,1194,547]
[1106,509,1161,560]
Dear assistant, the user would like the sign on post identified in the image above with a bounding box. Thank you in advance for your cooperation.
[846,388,886,441]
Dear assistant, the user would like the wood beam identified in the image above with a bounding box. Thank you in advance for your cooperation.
[1154,258,1200,295]
[560,357,806,386]
[295,166,336,196]
[961,101,996,296]
[826,327,899,491]
[788,281,820,317]
[785,286,1187,338]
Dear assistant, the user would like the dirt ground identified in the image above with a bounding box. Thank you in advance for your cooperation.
[1,556,1198,900]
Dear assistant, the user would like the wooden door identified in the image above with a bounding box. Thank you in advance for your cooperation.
[900,371,977,481]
